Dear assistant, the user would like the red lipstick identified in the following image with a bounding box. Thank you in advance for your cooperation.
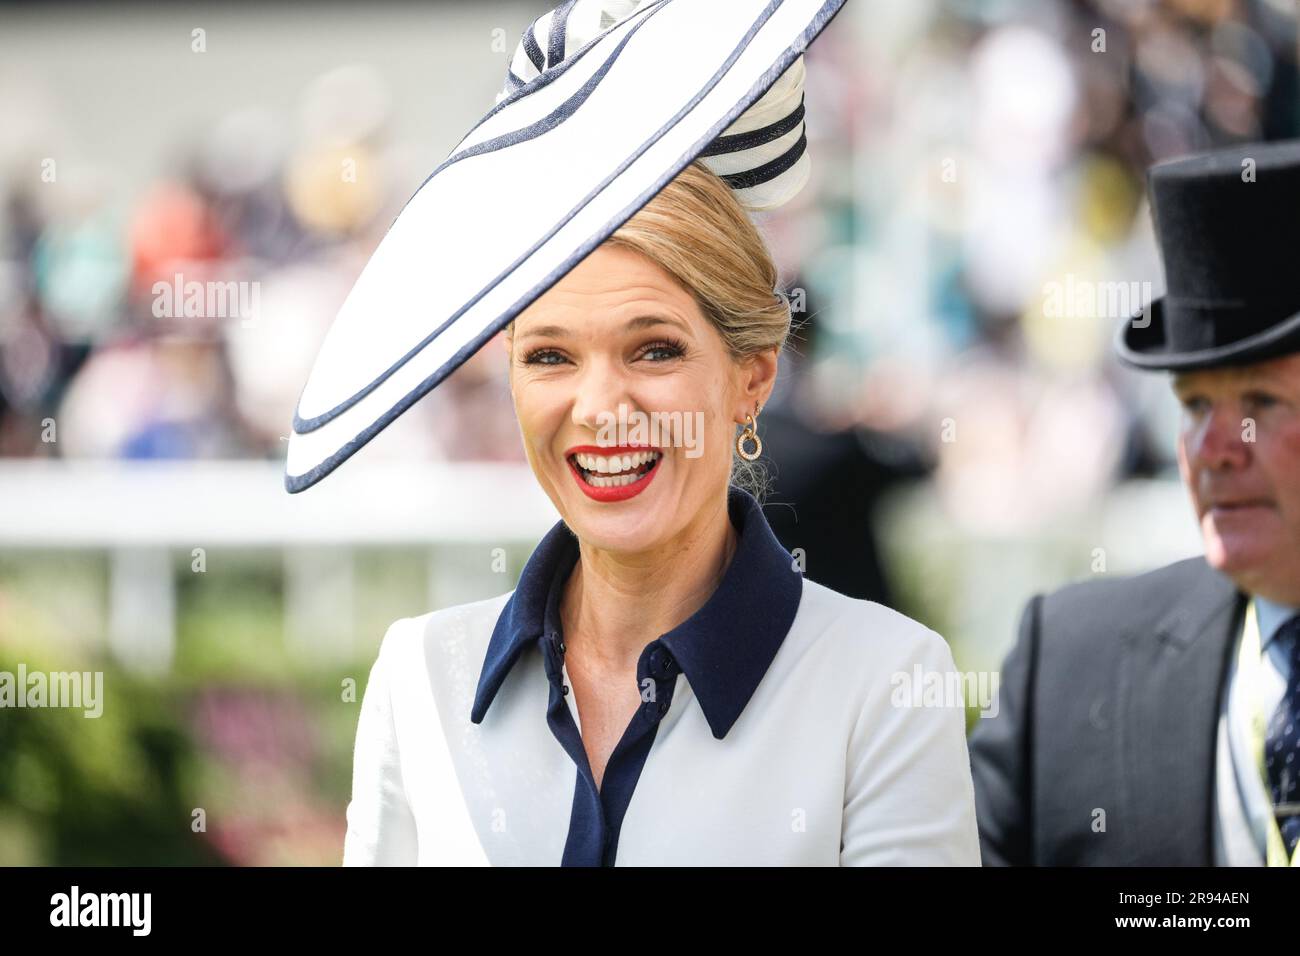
[564,444,663,503]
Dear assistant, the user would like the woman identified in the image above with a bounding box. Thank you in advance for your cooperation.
[285,0,979,865]
[340,159,981,866]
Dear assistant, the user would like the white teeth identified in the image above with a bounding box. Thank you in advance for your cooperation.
[585,472,640,488]
[571,450,662,487]
[573,450,661,473]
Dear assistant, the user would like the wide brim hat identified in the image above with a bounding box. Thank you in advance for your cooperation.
[1115,139,1300,372]
[285,0,847,493]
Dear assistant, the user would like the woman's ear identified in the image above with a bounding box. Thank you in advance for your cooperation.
[734,346,779,421]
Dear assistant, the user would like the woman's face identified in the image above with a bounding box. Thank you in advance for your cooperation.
[507,242,773,553]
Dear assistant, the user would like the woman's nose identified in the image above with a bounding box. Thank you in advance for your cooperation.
[570,359,631,431]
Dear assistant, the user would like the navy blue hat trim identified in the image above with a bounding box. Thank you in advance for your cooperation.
[720,128,807,191]
[701,93,804,157]
[548,0,579,68]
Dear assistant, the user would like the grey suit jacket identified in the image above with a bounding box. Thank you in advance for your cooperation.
[967,557,1246,865]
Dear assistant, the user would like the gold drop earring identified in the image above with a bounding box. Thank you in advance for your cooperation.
[735,402,762,461]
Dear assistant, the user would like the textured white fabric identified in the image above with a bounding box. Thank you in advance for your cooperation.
[342,577,982,866]
[498,0,811,211]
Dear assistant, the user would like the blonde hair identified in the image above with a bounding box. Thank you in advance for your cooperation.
[508,159,792,500]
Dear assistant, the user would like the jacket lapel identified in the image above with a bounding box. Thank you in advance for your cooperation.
[1117,564,1243,865]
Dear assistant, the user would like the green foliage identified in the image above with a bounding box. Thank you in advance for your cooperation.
[0,646,225,866]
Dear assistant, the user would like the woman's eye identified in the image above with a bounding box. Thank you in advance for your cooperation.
[523,349,567,366]
[522,339,685,366]
[639,339,686,362]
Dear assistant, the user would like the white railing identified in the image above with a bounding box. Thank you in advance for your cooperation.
[0,460,1203,677]
[0,460,559,673]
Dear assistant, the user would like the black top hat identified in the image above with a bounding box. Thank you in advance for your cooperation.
[1115,139,1300,371]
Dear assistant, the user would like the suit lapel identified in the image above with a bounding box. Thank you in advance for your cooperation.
[1117,564,1243,865]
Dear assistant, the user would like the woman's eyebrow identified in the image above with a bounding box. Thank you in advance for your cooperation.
[516,324,570,342]
[516,314,690,341]
[622,314,690,335]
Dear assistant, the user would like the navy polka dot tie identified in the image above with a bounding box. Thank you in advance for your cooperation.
[1264,615,1300,859]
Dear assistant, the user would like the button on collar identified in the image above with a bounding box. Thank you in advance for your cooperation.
[646,644,678,681]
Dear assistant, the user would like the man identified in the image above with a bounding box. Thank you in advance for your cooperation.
[968,140,1300,866]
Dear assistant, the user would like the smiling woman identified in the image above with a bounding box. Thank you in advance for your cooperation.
[333,0,980,867]
[340,155,981,867]
[504,158,791,506]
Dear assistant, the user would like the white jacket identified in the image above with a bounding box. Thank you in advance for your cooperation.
[343,486,981,866]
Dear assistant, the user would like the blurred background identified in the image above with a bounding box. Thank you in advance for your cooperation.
[0,0,1296,864]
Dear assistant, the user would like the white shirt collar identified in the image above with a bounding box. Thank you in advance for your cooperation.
[1254,595,1300,650]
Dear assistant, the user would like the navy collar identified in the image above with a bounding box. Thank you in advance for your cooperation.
[470,484,803,739]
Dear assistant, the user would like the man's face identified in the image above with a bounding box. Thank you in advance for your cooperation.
[1174,352,1300,604]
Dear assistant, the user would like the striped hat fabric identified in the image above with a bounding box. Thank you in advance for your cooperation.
[285,0,846,494]
[499,0,814,211]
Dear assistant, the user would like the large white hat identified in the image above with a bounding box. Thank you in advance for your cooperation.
[285,0,846,493]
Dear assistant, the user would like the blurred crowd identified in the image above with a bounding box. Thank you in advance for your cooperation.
[0,56,525,467]
[760,0,1299,544]
[0,0,1295,520]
